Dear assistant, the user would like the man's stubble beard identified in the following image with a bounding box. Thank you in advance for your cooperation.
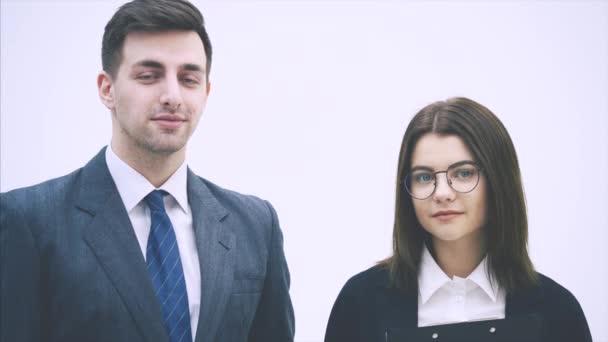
[132,126,192,155]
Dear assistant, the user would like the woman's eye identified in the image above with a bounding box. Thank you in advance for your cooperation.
[414,173,433,183]
[455,169,474,179]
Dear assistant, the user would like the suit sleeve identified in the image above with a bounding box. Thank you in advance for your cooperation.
[247,201,295,342]
[0,193,44,342]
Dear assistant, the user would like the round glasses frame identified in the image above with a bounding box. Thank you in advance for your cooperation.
[403,162,482,200]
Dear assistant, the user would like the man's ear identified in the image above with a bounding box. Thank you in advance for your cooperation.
[206,81,211,96]
[97,71,115,110]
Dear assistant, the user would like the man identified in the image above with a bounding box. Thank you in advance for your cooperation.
[0,0,294,341]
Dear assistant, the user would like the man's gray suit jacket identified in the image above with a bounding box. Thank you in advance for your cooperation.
[0,147,295,342]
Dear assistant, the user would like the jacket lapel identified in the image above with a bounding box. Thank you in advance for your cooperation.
[76,148,168,342]
[188,170,234,342]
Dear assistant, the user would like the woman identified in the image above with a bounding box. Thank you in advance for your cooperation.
[324,97,591,342]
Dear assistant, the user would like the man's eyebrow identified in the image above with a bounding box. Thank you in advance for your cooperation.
[132,61,205,73]
[182,63,204,73]
[133,60,164,69]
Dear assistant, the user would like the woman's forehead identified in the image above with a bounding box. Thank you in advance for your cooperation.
[411,133,474,169]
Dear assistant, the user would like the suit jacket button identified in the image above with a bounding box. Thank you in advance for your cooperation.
[432,332,438,339]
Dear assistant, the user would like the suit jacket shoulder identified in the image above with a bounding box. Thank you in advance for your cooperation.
[1,166,86,246]
[193,175,276,231]
[187,173,280,270]
[2,167,83,213]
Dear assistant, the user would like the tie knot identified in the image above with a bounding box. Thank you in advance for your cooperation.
[144,190,167,212]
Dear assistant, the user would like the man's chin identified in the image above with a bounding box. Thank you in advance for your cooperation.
[151,145,186,155]
[141,139,188,155]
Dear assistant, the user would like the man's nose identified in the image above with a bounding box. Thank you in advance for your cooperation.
[159,77,183,111]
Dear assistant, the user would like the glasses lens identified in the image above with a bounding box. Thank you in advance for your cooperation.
[405,171,435,199]
[447,164,480,193]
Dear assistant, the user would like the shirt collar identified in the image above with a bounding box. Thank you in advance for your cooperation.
[467,254,499,302]
[418,245,452,304]
[105,145,189,214]
[418,245,499,304]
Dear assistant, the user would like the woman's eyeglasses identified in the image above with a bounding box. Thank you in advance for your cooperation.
[404,161,482,200]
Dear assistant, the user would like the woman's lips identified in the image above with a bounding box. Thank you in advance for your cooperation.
[434,213,462,222]
[432,211,463,222]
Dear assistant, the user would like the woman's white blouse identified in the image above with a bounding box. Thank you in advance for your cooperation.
[417,246,506,327]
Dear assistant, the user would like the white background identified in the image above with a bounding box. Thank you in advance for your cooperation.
[1,1,607,341]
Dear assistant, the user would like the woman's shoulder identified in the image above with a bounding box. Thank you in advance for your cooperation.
[326,265,398,342]
[339,264,392,296]
[534,272,583,310]
[524,272,592,341]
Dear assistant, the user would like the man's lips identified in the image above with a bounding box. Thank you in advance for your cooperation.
[152,113,186,121]
[151,114,186,129]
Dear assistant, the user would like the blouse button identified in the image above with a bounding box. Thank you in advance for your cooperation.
[432,332,438,339]
[489,327,496,333]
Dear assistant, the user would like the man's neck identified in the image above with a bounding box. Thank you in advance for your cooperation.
[110,143,185,188]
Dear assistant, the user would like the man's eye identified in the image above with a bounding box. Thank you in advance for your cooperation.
[137,73,158,82]
[181,77,200,85]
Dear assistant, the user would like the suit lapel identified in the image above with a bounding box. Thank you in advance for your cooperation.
[77,148,167,342]
[188,170,234,342]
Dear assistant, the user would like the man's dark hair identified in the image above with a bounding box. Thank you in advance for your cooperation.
[102,0,212,79]
[379,97,538,295]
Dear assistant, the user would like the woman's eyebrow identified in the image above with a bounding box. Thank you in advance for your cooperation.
[448,160,477,168]
[410,165,434,172]
[410,160,477,172]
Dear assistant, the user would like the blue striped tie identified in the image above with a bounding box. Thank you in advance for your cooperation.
[145,190,192,342]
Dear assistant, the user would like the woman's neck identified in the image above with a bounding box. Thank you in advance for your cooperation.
[431,231,486,279]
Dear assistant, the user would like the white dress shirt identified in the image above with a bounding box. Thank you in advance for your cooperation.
[417,246,506,327]
[105,147,201,338]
